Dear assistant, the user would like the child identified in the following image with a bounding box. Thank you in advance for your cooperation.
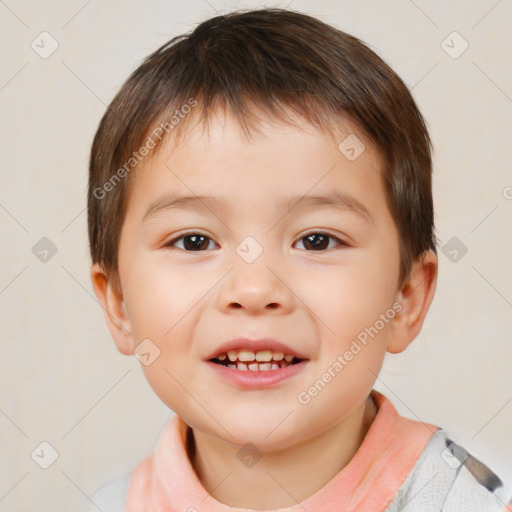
[87,8,512,512]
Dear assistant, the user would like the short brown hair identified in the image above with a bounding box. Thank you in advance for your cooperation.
[88,7,437,292]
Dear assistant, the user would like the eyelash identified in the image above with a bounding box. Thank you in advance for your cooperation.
[164,231,349,252]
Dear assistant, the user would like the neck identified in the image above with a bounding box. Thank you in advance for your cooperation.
[188,395,378,509]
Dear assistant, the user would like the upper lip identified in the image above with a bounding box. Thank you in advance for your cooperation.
[205,337,309,361]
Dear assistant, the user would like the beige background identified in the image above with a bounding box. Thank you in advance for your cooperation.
[1,0,511,510]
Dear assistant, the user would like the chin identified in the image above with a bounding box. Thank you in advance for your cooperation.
[188,411,304,452]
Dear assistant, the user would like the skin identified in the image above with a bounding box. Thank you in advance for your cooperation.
[91,107,437,509]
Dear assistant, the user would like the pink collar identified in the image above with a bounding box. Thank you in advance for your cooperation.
[126,390,438,511]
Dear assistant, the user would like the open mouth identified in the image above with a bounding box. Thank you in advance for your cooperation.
[209,349,304,371]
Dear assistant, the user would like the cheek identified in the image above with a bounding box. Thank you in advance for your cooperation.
[302,249,398,353]
[123,253,201,337]
[123,256,205,410]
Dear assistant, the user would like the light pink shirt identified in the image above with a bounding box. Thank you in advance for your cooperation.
[125,390,441,511]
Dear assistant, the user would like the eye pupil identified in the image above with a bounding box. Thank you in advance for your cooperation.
[183,234,209,251]
[303,234,329,250]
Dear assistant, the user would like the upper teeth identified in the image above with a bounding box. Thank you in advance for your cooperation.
[218,349,295,362]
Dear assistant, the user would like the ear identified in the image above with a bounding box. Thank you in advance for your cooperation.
[387,250,438,354]
[90,263,134,356]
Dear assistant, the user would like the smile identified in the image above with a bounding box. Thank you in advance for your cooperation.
[210,349,303,371]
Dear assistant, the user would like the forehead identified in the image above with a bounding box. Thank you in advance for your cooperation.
[127,108,386,222]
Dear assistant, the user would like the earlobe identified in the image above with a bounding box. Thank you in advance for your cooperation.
[387,250,438,354]
[90,263,134,356]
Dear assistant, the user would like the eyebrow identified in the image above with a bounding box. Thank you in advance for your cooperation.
[142,191,374,224]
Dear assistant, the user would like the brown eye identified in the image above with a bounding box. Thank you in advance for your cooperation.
[167,233,216,251]
[295,233,345,251]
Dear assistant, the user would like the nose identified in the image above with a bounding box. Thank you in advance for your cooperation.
[217,258,294,315]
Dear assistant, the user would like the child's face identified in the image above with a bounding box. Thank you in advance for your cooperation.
[99,109,425,449]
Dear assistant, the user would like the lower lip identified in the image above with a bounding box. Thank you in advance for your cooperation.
[204,360,308,389]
